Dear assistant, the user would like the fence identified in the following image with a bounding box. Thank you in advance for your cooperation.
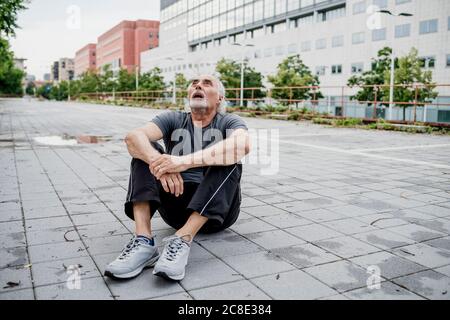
[73,84,450,124]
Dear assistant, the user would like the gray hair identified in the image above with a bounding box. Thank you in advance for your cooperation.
[184,75,227,114]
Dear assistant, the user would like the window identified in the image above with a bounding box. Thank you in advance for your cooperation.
[264,0,275,19]
[149,32,153,38]
[275,0,287,15]
[224,12,233,31]
[352,32,365,44]
[396,0,411,4]
[373,0,387,9]
[372,28,386,41]
[301,41,311,52]
[288,0,300,11]
[353,1,366,15]
[351,62,364,74]
[244,3,253,25]
[447,54,450,67]
[395,24,411,38]
[331,65,342,74]
[448,16,450,30]
[316,38,326,50]
[438,110,450,123]
[297,14,314,26]
[318,6,346,22]
[252,27,264,38]
[316,66,326,76]
[332,35,344,47]
[235,6,244,27]
[419,56,436,69]
[254,50,262,58]
[419,19,438,34]
[254,0,264,22]
[264,47,273,57]
[273,22,286,33]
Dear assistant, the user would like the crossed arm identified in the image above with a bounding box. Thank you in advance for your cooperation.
[125,122,250,197]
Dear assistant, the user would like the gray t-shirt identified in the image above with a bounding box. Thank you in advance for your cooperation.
[151,111,248,183]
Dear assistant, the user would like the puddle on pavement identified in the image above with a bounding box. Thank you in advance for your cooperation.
[33,134,113,146]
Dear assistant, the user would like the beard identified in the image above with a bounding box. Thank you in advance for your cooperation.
[189,98,209,114]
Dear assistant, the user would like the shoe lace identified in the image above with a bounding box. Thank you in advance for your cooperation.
[118,237,142,260]
[162,235,191,261]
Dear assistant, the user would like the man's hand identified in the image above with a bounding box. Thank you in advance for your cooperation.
[150,154,191,179]
[158,172,184,197]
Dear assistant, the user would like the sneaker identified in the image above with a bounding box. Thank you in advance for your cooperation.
[104,236,160,279]
[153,234,192,281]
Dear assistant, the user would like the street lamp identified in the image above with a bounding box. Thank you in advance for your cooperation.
[165,57,184,104]
[232,42,254,107]
[135,65,140,92]
[377,10,413,121]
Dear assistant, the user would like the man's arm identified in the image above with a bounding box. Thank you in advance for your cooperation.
[151,128,250,179]
[188,128,250,167]
[124,122,164,164]
[125,122,184,197]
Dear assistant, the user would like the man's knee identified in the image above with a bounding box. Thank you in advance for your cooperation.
[131,157,148,170]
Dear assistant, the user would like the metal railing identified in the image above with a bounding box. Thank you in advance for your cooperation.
[73,83,450,124]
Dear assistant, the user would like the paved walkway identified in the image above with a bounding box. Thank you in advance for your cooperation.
[1,98,450,300]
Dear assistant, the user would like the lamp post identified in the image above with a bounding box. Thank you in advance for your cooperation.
[135,65,140,92]
[232,42,254,107]
[377,10,413,121]
[165,57,184,104]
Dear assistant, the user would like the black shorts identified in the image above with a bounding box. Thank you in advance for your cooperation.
[124,144,242,234]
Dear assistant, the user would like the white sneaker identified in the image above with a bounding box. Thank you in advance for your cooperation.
[105,236,159,279]
[153,234,192,281]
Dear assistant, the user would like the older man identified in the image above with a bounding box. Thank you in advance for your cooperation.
[105,75,250,281]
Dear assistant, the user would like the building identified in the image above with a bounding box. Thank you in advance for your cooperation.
[43,73,51,81]
[58,58,75,81]
[13,58,27,72]
[74,43,97,78]
[141,0,450,122]
[51,61,59,82]
[96,20,160,74]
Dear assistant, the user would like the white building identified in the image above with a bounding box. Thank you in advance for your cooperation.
[142,0,450,122]
[58,58,75,82]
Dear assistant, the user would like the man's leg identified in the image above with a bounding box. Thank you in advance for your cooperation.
[175,211,208,240]
[105,153,163,279]
[153,164,242,281]
[134,202,153,238]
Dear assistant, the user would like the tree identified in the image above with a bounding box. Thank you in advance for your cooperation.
[25,81,35,95]
[36,83,53,99]
[98,64,115,92]
[0,38,24,95]
[78,70,100,93]
[348,47,438,121]
[382,48,437,121]
[267,54,322,106]
[173,73,188,99]
[0,0,28,38]
[348,47,393,108]
[140,67,166,91]
[215,58,264,107]
[115,68,135,91]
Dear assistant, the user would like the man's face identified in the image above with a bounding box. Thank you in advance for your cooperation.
[187,75,222,114]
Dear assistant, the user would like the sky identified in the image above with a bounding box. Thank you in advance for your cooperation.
[9,0,160,80]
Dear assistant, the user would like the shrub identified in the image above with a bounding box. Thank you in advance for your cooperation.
[312,118,334,125]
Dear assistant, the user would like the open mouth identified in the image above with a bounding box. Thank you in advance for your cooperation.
[191,91,205,99]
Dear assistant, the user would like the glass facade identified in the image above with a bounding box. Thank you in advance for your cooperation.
[161,0,346,44]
